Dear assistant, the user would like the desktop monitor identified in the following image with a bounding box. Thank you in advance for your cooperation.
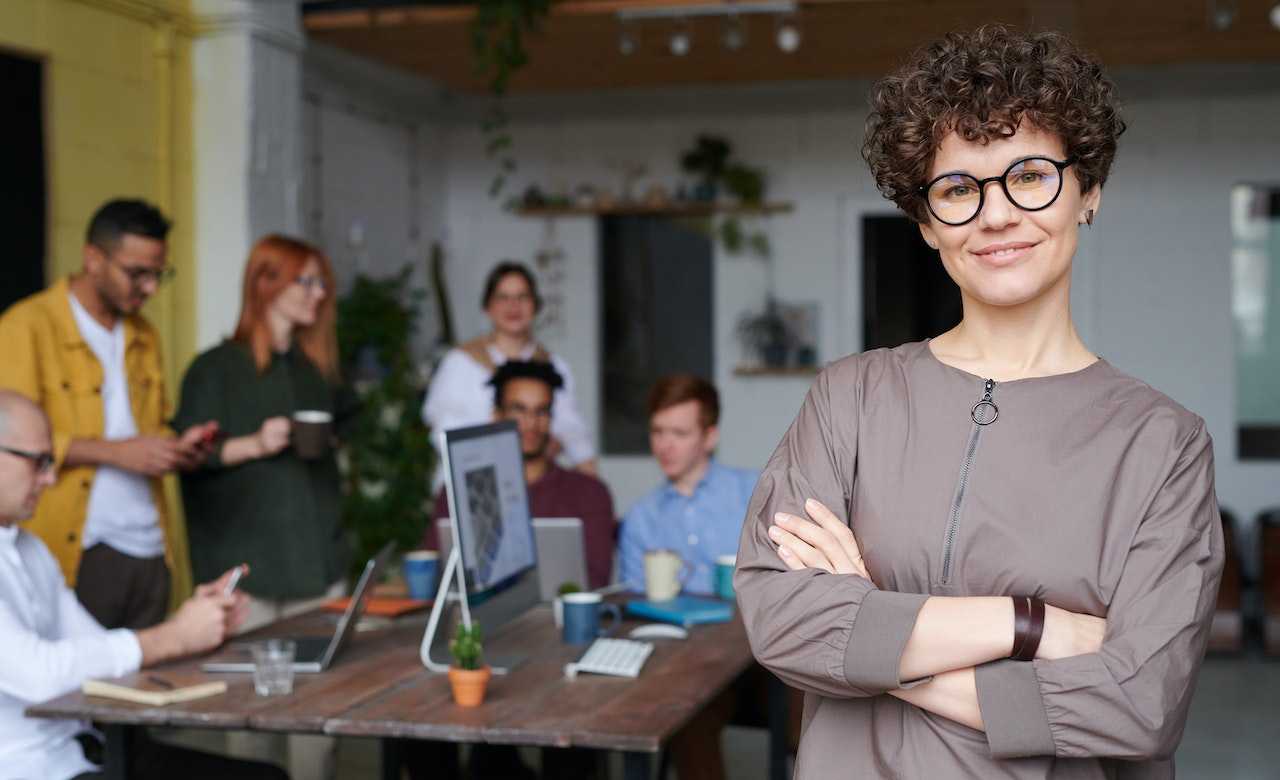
[439,420,538,593]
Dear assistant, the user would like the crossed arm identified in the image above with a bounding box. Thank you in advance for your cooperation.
[768,498,1107,731]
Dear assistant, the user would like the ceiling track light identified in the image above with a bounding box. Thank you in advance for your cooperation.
[616,2,799,57]
[722,13,747,51]
[669,19,692,56]
[618,19,638,55]
[1208,0,1238,31]
[775,13,801,53]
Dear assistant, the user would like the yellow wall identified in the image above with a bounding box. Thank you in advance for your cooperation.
[0,0,197,603]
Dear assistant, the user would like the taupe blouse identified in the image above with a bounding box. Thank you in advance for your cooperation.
[735,340,1223,778]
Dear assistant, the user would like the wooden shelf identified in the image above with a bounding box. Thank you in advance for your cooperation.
[732,366,820,378]
[512,202,793,218]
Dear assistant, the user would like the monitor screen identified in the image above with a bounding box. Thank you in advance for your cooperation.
[440,421,537,592]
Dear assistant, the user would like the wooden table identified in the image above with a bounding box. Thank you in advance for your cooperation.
[27,603,788,780]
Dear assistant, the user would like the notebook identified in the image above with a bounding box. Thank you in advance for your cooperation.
[321,596,430,618]
[83,676,227,706]
[625,596,734,628]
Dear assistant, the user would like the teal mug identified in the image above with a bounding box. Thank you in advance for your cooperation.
[714,555,736,600]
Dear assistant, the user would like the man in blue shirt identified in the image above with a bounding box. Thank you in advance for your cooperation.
[619,374,757,596]
[616,375,760,779]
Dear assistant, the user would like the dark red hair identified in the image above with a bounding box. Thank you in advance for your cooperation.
[232,234,339,380]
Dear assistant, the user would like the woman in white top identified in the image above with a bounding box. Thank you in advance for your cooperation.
[422,261,597,474]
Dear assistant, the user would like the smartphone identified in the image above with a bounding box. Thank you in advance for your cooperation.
[222,566,244,596]
[201,423,225,446]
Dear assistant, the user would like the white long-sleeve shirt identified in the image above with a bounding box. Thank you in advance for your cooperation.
[421,343,596,470]
[0,524,142,780]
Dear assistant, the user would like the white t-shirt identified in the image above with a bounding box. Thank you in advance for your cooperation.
[0,524,142,780]
[421,342,595,485]
[67,294,164,560]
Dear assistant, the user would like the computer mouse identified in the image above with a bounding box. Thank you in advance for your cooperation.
[628,623,688,641]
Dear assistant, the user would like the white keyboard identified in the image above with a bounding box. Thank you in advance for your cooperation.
[564,638,654,680]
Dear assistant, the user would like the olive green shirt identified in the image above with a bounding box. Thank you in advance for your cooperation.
[173,342,349,600]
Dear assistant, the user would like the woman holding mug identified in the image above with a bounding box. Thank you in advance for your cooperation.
[735,26,1222,778]
[174,235,350,629]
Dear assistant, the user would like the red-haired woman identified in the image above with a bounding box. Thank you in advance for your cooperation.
[174,235,349,629]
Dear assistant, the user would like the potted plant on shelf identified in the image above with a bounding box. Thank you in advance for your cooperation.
[448,621,491,707]
[736,298,793,368]
[680,135,732,202]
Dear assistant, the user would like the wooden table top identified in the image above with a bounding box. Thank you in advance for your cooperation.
[27,602,756,753]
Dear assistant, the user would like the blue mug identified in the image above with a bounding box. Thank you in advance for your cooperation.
[714,555,736,601]
[403,551,439,601]
[561,593,621,644]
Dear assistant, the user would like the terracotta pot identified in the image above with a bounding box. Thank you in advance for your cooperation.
[448,665,492,707]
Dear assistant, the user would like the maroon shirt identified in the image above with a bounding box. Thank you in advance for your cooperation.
[424,464,617,589]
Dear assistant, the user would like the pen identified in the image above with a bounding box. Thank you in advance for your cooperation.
[147,675,175,690]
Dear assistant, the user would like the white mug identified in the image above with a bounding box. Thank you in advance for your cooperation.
[643,549,691,602]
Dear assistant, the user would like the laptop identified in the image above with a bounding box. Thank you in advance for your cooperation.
[202,542,395,674]
[437,516,589,601]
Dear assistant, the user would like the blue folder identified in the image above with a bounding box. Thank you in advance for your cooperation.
[625,595,734,628]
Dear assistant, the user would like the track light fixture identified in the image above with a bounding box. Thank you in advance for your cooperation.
[722,13,747,51]
[775,13,801,53]
[616,1,799,56]
[1208,0,1238,31]
[618,20,638,55]
[669,19,692,56]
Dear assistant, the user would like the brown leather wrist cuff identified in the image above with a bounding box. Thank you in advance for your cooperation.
[1011,596,1030,659]
[1012,596,1045,661]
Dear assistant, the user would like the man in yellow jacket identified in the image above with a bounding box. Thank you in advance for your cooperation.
[0,199,217,630]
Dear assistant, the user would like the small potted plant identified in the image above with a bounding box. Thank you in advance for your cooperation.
[448,621,491,707]
[680,135,731,202]
[737,299,793,368]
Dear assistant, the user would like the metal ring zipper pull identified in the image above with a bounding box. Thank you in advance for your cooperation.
[971,378,999,425]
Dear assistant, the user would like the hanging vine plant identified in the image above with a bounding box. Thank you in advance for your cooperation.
[470,0,553,197]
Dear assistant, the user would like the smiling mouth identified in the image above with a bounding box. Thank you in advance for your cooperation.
[971,242,1038,263]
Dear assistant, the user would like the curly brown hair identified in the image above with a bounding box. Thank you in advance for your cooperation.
[861,25,1126,223]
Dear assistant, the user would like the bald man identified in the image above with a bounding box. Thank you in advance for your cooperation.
[0,391,287,779]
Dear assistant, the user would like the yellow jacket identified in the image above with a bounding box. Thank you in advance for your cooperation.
[0,278,175,584]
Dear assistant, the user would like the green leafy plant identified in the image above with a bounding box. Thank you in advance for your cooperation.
[450,621,485,670]
[723,163,766,205]
[470,0,553,197]
[680,135,732,191]
[336,264,435,579]
[678,134,772,259]
[556,582,582,596]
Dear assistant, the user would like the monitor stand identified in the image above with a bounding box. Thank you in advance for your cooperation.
[419,545,518,675]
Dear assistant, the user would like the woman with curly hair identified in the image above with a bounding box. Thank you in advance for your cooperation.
[735,25,1222,777]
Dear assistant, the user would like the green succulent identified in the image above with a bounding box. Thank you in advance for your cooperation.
[450,621,485,671]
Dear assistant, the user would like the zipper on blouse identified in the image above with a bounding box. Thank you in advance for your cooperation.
[940,378,999,584]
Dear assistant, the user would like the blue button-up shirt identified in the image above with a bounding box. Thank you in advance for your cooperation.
[618,461,759,595]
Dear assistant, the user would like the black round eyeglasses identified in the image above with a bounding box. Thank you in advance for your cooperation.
[918,157,1075,226]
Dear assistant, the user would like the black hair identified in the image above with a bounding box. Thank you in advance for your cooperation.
[86,198,172,252]
[488,360,564,411]
[481,261,542,313]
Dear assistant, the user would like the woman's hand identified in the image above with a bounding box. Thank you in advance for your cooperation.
[768,498,871,580]
[255,417,291,458]
[1038,604,1107,660]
